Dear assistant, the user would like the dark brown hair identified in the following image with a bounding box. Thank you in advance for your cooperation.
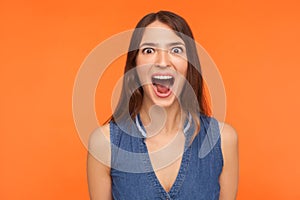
[109,11,211,135]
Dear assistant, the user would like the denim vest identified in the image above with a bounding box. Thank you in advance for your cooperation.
[110,114,223,200]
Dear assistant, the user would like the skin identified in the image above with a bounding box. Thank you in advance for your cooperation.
[87,21,239,200]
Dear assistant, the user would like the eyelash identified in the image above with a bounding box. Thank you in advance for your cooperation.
[142,48,155,54]
[141,47,184,54]
[170,47,183,54]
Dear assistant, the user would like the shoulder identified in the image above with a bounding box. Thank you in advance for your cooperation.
[87,123,113,199]
[88,123,110,147]
[88,123,111,166]
[218,122,238,147]
[218,122,239,198]
[217,121,239,169]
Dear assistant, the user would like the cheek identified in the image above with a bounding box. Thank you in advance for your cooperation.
[136,54,142,66]
[136,54,153,66]
[136,66,150,87]
[175,60,188,77]
[136,67,144,82]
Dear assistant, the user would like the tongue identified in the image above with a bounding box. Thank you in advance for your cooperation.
[156,84,169,93]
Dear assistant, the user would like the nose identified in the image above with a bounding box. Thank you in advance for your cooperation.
[155,49,171,68]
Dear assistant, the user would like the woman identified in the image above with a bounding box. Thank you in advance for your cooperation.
[87,11,239,200]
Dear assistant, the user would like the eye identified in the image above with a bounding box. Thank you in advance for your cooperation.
[170,47,183,54]
[142,47,155,54]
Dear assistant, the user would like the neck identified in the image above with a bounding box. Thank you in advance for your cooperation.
[139,102,187,136]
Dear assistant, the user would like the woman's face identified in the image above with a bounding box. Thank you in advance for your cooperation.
[136,20,188,108]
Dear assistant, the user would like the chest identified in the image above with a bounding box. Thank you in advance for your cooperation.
[150,156,182,192]
[145,132,186,192]
[110,138,223,200]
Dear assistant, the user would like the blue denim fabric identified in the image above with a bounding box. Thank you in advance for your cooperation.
[110,114,223,200]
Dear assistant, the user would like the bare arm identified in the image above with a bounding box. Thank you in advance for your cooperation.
[87,124,112,200]
[218,122,239,200]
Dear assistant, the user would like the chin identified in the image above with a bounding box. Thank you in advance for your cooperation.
[152,97,178,108]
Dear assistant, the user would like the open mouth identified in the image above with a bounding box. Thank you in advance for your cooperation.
[151,74,175,97]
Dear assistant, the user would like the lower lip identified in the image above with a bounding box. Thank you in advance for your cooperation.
[152,84,172,98]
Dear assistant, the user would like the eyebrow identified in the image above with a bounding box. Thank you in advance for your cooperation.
[139,42,185,48]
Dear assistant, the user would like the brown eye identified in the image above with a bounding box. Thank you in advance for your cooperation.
[142,48,155,54]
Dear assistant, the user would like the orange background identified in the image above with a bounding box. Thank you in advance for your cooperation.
[1,0,300,199]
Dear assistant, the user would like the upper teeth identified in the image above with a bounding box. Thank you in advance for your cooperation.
[153,75,173,80]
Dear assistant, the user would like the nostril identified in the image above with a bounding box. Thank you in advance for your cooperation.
[155,64,169,68]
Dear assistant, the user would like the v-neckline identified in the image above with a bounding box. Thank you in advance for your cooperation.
[142,139,192,196]
[136,114,193,197]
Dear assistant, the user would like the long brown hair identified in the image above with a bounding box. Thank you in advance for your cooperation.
[109,11,211,135]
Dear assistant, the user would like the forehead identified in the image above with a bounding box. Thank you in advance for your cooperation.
[140,21,184,45]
